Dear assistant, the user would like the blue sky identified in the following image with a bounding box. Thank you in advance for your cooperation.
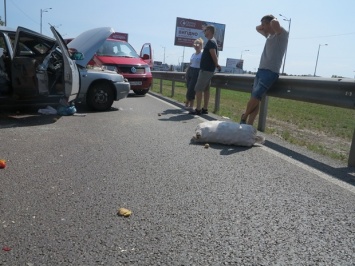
[2,0,355,78]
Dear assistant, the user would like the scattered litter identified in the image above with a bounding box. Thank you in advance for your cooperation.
[117,207,132,217]
[57,105,76,116]
[2,246,11,252]
[0,159,6,169]
[221,116,230,120]
[204,143,210,149]
[56,98,77,116]
[73,113,87,117]
[38,106,57,115]
[158,113,162,116]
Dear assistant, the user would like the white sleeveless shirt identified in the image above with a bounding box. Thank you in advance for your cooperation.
[190,52,202,68]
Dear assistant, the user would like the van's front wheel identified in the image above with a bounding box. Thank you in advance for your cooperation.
[86,81,114,111]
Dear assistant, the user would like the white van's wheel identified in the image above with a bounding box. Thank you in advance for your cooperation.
[87,81,114,111]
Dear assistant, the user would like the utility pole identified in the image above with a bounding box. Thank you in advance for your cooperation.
[40,7,52,34]
[279,14,291,75]
[162,46,166,64]
[4,0,6,26]
[313,44,328,77]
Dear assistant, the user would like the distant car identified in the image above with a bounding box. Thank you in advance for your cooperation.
[0,26,130,111]
[67,31,153,96]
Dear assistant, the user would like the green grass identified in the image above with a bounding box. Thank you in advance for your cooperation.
[151,79,355,162]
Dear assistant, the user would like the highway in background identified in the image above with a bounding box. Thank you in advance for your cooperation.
[1,92,354,265]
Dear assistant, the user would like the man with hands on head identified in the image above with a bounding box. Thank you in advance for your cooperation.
[240,14,288,125]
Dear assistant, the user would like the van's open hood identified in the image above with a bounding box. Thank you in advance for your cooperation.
[67,27,115,67]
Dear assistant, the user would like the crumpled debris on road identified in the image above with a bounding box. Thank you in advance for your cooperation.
[117,207,132,217]
[2,246,11,252]
[38,105,57,115]
[57,105,76,116]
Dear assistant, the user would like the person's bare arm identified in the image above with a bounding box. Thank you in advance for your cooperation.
[270,18,282,35]
[209,49,221,71]
[256,24,268,37]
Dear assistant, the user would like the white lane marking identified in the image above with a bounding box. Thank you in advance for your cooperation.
[149,93,355,195]
[261,146,355,195]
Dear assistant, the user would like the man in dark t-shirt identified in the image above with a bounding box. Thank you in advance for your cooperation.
[189,25,221,115]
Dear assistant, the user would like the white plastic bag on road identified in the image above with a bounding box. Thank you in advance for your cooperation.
[38,106,57,115]
[193,120,265,147]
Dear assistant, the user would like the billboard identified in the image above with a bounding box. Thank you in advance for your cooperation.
[226,58,244,74]
[174,17,225,51]
[226,58,244,69]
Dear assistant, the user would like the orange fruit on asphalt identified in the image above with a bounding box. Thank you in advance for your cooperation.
[0,160,6,169]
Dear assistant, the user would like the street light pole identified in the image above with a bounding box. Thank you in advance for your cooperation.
[178,56,183,71]
[313,43,328,77]
[240,49,249,59]
[4,0,6,26]
[162,46,166,64]
[40,7,52,34]
[181,46,185,71]
[279,14,291,75]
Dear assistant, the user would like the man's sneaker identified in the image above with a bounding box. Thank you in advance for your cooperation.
[189,109,202,115]
[201,108,208,114]
[240,114,247,124]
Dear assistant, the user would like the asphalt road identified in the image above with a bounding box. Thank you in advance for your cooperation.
[1,92,355,265]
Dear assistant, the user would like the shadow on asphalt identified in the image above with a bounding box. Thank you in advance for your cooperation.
[264,140,355,187]
[0,105,60,128]
[0,112,59,128]
[0,104,120,129]
[157,108,196,122]
[158,108,215,120]
[127,92,145,98]
[189,140,252,155]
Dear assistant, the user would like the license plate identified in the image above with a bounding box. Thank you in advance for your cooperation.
[129,81,142,86]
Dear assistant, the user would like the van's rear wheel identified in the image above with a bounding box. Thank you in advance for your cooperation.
[87,82,114,111]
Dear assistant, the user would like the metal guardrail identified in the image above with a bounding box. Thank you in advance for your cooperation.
[152,71,355,167]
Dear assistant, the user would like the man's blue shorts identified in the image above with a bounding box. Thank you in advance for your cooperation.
[251,69,279,100]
